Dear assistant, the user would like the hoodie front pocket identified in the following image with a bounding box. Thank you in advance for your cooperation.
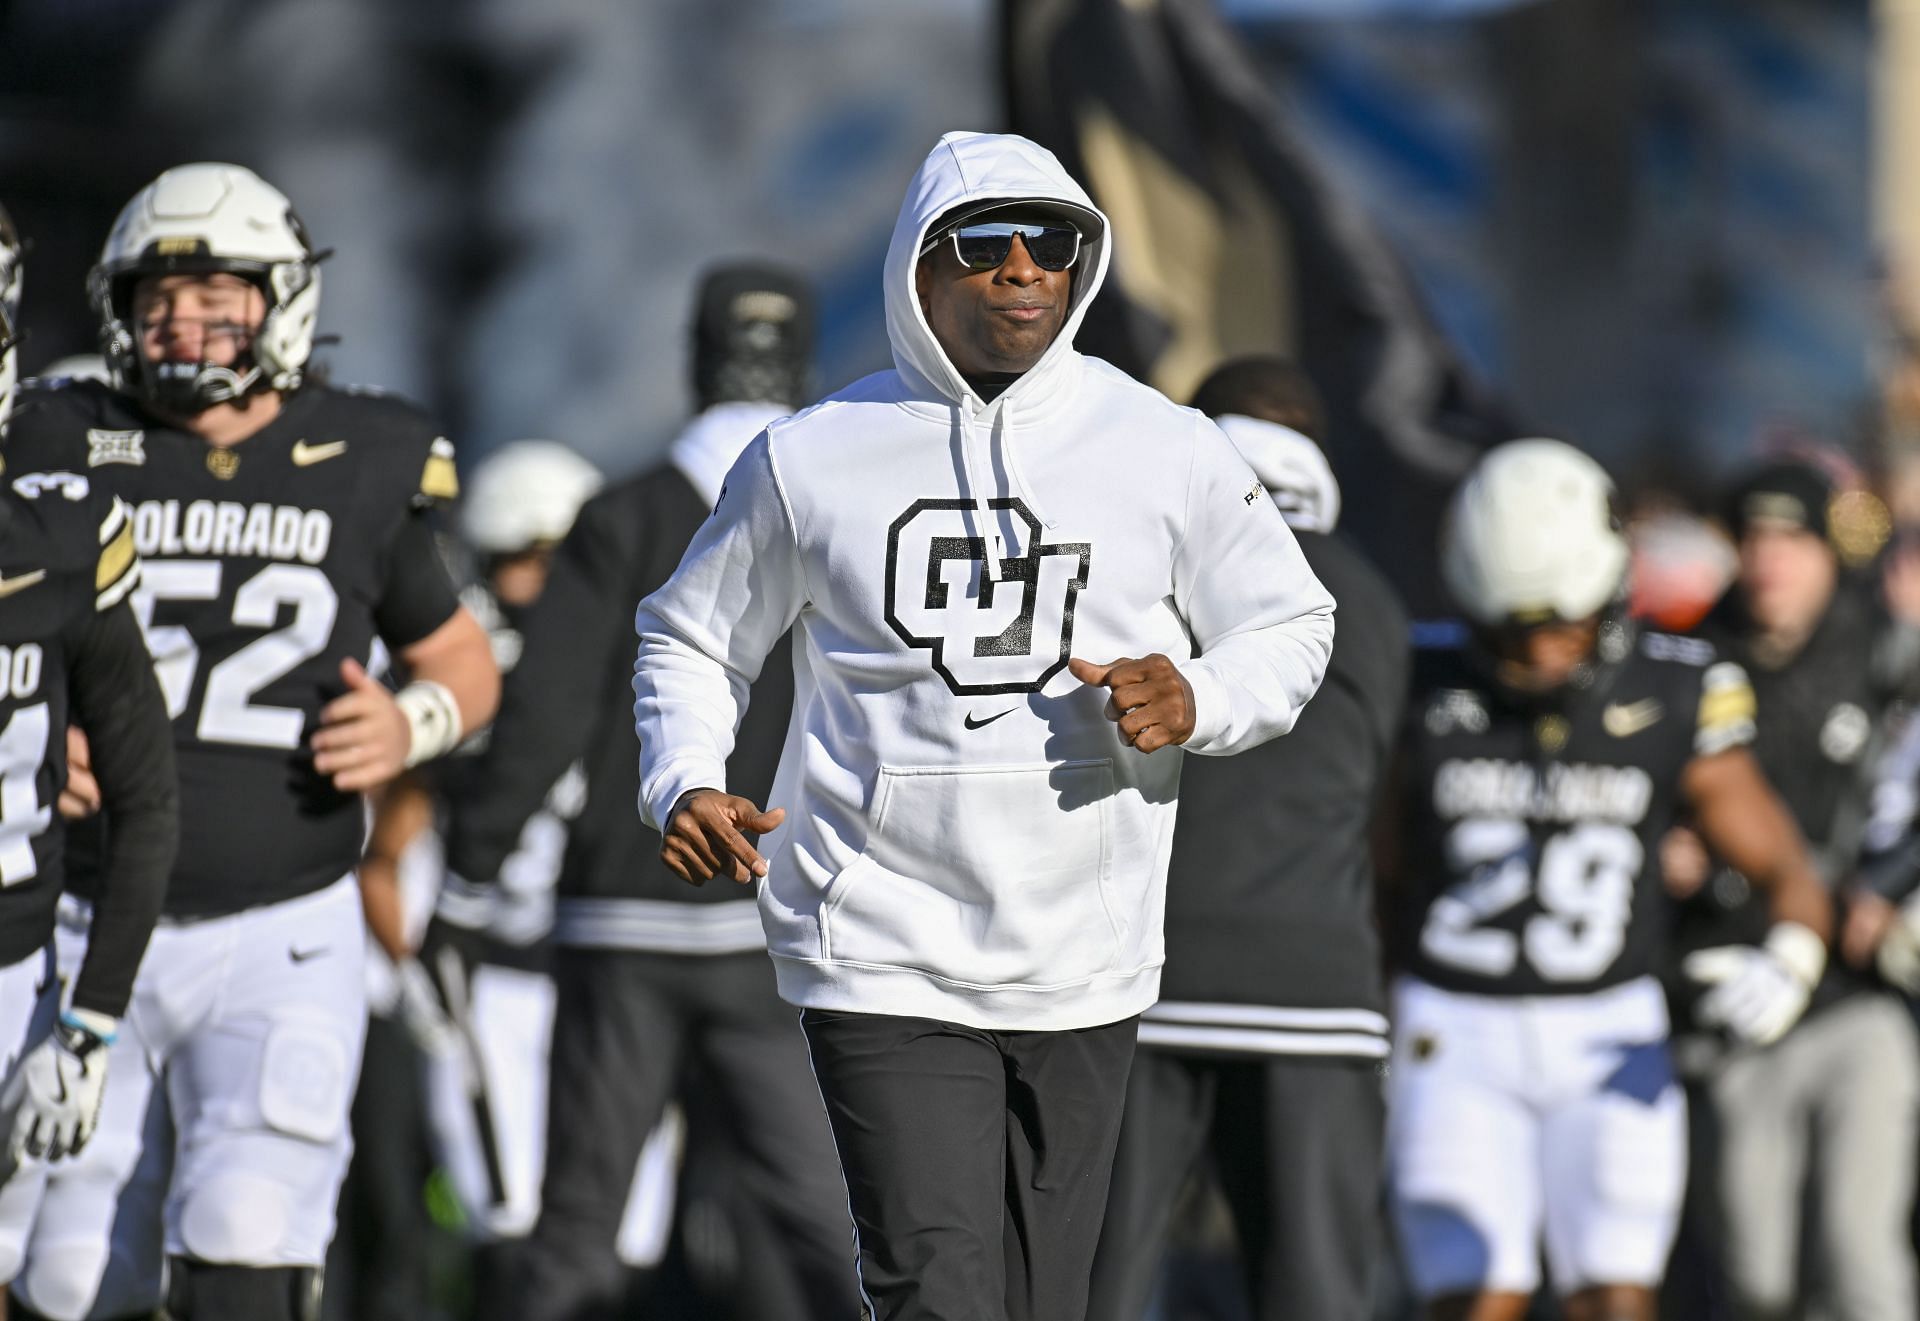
[820,759,1119,989]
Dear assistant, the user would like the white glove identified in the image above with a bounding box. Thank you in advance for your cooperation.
[1684,922,1827,1047]
[8,1009,114,1163]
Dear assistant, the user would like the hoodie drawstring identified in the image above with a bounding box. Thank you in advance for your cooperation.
[956,402,1004,582]
[957,396,1059,582]
[994,403,1055,530]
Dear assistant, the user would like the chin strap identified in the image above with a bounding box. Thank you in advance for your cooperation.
[143,356,264,414]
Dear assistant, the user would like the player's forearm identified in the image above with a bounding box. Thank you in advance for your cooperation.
[358,860,411,962]
[72,794,174,1017]
[1757,857,1835,943]
[65,608,178,1016]
[359,776,431,959]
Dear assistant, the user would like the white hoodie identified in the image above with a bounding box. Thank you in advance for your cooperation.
[633,132,1335,1031]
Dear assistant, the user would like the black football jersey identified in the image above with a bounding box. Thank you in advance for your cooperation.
[0,471,141,965]
[7,379,463,917]
[1394,623,1757,997]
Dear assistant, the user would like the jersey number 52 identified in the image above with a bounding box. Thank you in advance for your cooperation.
[132,562,339,749]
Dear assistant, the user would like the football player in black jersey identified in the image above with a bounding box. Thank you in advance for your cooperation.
[1383,439,1831,1321]
[0,238,178,1301]
[2,164,498,1321]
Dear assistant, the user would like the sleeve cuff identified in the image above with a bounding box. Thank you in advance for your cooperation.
[641,755,728,832]
[1176,658,1231,752]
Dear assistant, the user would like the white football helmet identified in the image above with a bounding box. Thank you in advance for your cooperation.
[1442,438,1629,627]
[461,440,604,556]
[89,163,323,412]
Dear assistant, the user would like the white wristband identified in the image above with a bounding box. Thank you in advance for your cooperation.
[1765,921,1828,990]
[396,680,463,768]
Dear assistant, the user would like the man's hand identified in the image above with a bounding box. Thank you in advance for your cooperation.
[59,727,101,819]
[312,659,411,792]
[8,1013,113,1164]
[1684,921,1826,1047]
[663,789,785,886]
[1068,654,1195,754]
[1659,826,1711,900]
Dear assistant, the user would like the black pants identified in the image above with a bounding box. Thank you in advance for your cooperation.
[515,950,860,1321]
[800,1009,1139,1321]
[1086,1050,1385,1321]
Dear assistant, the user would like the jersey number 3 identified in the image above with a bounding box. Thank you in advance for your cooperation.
[1421,819,1642,983]
[132,562,339,748]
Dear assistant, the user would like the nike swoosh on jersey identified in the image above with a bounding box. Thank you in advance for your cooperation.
[0,569,46,598]
[964,708,1016,730]
[291,440,350,467]
[1602,698,1665,738]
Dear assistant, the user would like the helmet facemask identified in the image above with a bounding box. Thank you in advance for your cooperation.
[1472,607,1634,702]
[95,257,320,417]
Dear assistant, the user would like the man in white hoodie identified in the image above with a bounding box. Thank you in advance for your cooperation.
[632,132,1336,1321]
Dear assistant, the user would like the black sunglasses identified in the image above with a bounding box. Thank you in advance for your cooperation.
[932,222,1082,273]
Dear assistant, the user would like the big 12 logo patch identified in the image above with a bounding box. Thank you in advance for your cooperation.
[884,498,1091,696]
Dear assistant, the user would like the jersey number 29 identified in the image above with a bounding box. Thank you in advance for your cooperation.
[1420,819,1642,983]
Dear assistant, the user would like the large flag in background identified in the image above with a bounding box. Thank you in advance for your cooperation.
[1004,0,1513,612]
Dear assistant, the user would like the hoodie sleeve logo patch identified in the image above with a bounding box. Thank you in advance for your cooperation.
[884,498,1091,696]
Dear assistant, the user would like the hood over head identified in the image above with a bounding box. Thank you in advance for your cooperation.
[884,131,1111,413]
[881,133,1114,563]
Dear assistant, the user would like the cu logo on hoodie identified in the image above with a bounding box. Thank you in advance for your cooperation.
[884,498,1092,696]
